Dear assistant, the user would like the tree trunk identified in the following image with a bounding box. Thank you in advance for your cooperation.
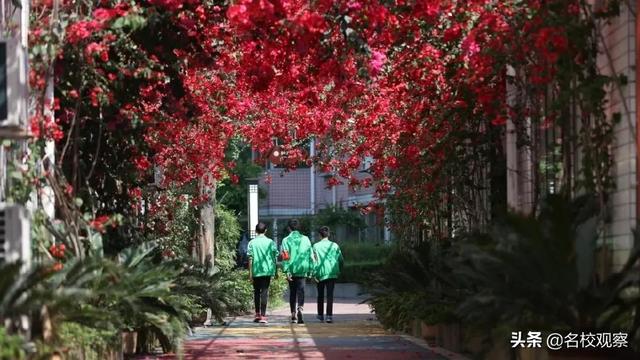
[199,177,216,327]
[199,177,216,268]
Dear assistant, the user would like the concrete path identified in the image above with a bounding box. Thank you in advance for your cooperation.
[137,298,463,359]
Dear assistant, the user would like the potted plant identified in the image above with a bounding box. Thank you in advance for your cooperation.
[419,303,457,347]
[121,328,137,355]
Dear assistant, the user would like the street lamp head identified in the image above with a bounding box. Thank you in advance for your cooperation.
[269,145,283,165]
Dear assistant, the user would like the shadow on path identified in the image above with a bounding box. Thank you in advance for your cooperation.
[135,297,459,359]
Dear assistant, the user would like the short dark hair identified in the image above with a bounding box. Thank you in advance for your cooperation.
[318,226,330,238]
[255,222,267,234]
[288,219,299,231]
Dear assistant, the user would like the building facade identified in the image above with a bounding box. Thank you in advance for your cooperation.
[506,0,638,271]
[256,144,391,243]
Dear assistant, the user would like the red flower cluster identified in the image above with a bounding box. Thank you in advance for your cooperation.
[66,21,104,44]
[49,243,66,259]
[84,42,110,63]
[89,215,110,233]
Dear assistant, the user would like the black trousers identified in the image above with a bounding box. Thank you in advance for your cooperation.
[288,277,306,313]
[317,279,336,316]
[252,276,271,316]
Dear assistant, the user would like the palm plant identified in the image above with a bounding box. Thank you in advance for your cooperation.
[367,241,462,331]
[0,262,50,327]
[96,243,190,352]
[173,261,246,321]
[454,194,640,347]
[0,241,221,355]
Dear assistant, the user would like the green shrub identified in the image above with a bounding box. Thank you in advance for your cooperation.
[366,242,461,331]
[340,242,389,263]
[57,323,119,360]
[0,327,25,360]
[335,242,389,284]
[312,206,366,231]
[369,292,417,332]
[215,205,242,272]
[269,273,288,309]
[339,261,382,283]
[287,207,366,239]
[222,270,287,314]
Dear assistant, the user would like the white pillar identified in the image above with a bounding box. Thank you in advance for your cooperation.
[383,207,391,243]
[272,219,278,243]
[332,183,337,207]
[310,138,316,215]
[248,178,259,238]
[505,65,519,212]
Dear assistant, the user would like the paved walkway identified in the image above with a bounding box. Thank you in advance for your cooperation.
[137,298,464,359]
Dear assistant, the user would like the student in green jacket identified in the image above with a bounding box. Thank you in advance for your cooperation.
[248,222,278,324]
[281,219,313,324]
[313,226,343,323]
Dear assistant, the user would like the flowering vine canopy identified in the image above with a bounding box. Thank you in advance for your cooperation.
[29,0,592,218]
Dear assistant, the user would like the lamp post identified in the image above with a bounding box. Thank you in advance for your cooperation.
[247,178,259,238]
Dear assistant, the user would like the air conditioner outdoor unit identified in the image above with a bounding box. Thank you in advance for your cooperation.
[0,203,31,266]
[0,37,28,139]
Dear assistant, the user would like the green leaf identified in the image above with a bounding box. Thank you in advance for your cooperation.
[90,232,104,257]
[112,15,147,32]
[9,171,22,180]
[74,197,83,207]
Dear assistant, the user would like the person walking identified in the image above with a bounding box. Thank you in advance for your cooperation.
[248,222,278,324]
[281,219,313,324]
[313,226,343,323]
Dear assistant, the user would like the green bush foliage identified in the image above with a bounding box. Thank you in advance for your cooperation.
[223,270,288,313]
[367,243,458,331]
[215,205,242,272]
[0,241,253,356]
[454,195,640,349]
[312,206,366,232]
[290,207,366,239]
[336,242,389,284]
[340,242,389,263]
[57,323,118,360]
[0,327,25,360]
[339,261,381,284]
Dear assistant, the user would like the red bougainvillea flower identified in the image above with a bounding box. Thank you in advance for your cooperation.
[49,243,66,259]
[32,0,587,231]
[133,156,152,171]
[52,262,64,272]
[89,215,110,233]
[66,20,103,44]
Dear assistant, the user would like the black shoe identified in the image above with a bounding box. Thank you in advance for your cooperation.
[326,316,333,323]
[297,308,304,324]
[291,314,297,323]
[316,315,324,322]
